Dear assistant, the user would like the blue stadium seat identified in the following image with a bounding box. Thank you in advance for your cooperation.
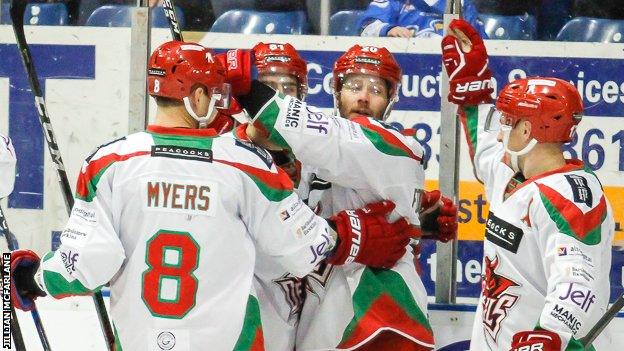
[330,10,363,36]
[86,5,185,28]
[1,3,10,25]
[210,10,309,34]
[1,3,69,26]
[556,17,624,43]
[479,14,537,40]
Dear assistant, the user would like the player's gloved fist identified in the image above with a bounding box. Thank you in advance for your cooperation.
[215,49,256,96]
[441,19,493,106]
[327,200,416,268]
[10,249,46,311]
[509,330,562,351]
[419,190,458,243]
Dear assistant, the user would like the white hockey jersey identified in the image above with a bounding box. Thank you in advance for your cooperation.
[39,125,339,351]
[0,134,16,198]
[248,91,435,351]
[460,105,615,351]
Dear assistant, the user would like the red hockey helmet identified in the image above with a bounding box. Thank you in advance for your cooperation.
[495,77,583,143]
[253,42,308,99]
[147,41,227,101]
[332,45,401,119]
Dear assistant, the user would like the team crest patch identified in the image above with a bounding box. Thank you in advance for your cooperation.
[482,256,519,342]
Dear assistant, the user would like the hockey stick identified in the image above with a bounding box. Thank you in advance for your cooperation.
[579,292,624,350]
[9,1,116,350]
[162,0,183,41]
[0,204,49,351]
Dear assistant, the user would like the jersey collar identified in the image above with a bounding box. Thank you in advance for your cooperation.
[147,125,219,137]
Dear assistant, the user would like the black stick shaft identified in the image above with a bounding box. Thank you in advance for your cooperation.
[580,293,624,349]
[162,0,183,41]
[9,1,115,349]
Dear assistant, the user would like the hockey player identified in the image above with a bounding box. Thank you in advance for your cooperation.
[220,44,457,350]
[441,19,615,351]
[9,40,418,351]
[359,0,485,38]
[0,134,16,199]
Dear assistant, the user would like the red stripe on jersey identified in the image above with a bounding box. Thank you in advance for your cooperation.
[338,293,434,350]
[351,117,422,161]
[536,182,607,239]
[76,151,150,199]
[147,125,219,137]
[213,159,294,191]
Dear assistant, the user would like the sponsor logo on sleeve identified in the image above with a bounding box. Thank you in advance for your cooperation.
[60,250,79,274]
[277,200,304,222]
[484,212,524,253]
[556,244,594,267]
[550,303,583,334]
[558,282,596,312]
[565,174,593,207]
[304,106,331,136]
[71,207,97,226]
[283,98,303,130]
[564,265,596,283]
[308,230,332,264]
[151,145,213,163]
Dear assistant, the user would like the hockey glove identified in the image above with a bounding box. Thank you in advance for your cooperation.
[419,190,458,243]
[509,330,562,351]
[10,249,47,311]
[441,19,493,106]
[215,49,256,97]
[327,201,416,268]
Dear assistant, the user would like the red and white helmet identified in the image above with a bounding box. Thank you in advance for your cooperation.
[332,45,401,120]
[148,41,231,128]
[496,77,583,143]
[253,42,308,100]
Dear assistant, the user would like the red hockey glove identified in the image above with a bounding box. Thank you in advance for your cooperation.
[419,190,458,243]
[441,19,493,106]
[9,249,47,311]
[510,330,562,351]
[215,49,255,96]
[327,201,417,268]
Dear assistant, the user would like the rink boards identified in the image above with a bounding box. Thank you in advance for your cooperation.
[0,26,622,348]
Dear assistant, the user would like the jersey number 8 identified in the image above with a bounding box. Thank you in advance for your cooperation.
[142,230,199,319]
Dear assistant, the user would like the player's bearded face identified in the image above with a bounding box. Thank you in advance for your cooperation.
[338,74,389,120]
[259,73,300,99]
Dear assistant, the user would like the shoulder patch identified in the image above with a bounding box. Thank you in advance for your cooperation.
[564,174,593,207]
[234,139,273,169]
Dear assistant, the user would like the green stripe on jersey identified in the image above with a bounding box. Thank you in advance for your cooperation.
[149,132,215,149]
[254,98,291,150]
[42,252,102,298]
[233,295,264,351]
[464,105,479,150]
[360,128,411,158]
